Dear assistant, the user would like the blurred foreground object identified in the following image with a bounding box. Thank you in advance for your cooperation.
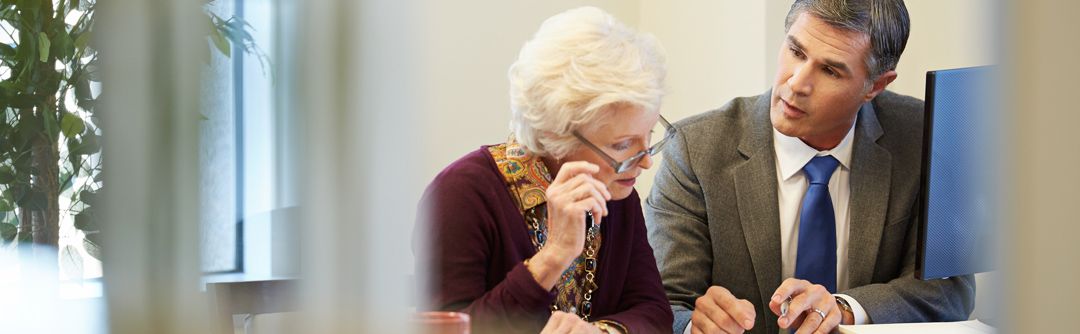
[0,247,105,333]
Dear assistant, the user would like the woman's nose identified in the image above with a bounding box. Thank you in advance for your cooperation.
[638,153,654,170]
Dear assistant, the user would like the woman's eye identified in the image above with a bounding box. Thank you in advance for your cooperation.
[612,142,631,151]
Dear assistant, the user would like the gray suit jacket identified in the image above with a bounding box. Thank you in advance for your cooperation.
[645,90,975,334]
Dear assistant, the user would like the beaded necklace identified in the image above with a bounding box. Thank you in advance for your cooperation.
[524,207,600,321]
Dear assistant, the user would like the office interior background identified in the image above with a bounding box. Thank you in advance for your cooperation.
[0,0,1074,333]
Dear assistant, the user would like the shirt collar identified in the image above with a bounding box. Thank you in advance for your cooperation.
[773,104,861,181]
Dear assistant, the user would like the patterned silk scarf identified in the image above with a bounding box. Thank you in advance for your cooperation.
[488,136,603,317]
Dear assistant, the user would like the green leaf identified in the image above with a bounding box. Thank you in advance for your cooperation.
[37,31,49,62]
[0,43,14,57]
[84,57,101,81]
[0,198,12,212]
[71,134,100,155]
[60,245,84,280]
[74,210,94,230]
[60,112,85,137]
[70,151,82,176]
[0,223,15,243]
[51,29,74,61]
[1,185,15,202]
[78,189,97,206]
[83,238,101,259]
[59,170,73,192]
[0,7,19,22]
[74,77,92,101]
[9,93,37,108]
[209,19,230,57]
[0,166,13,184]
[77,95,95,110]
[223,17,256,45]
[74,32,90,53]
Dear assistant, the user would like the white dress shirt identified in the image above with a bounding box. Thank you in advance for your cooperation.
[772,118,869,326]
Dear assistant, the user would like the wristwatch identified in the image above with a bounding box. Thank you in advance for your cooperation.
[835,296,855,325]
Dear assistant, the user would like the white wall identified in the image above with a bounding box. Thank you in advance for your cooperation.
[635,0,771,196]
[417,1,641,182]
[891,0,997,99]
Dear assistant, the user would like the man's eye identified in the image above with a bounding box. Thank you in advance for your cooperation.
[790,47,805,59]
[824,66,839,77]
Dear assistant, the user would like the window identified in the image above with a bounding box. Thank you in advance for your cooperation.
[201,0,292,277]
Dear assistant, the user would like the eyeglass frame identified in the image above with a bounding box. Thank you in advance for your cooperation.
[571,114,676,174]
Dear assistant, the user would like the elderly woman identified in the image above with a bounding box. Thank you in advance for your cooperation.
[417,7,673,334]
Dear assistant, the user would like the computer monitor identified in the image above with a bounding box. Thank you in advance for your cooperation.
[916,66,1000,280]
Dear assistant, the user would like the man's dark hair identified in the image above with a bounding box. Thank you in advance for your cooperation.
[785,0,911,79]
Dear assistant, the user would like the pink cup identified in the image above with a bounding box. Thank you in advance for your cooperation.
[413,311,470,334]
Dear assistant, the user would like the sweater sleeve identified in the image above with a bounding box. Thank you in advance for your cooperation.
[415,155,554,331]
[595,196,675,333]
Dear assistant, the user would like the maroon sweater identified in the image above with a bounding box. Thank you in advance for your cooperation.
[416,147,673,333]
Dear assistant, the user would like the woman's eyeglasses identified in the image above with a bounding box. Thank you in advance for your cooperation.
[572,115,676,174]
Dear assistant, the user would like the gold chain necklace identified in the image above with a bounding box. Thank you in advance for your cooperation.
[525,206,599,321]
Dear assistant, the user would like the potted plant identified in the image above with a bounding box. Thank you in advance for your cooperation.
[0,0,260,278]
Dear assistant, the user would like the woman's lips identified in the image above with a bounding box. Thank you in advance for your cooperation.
[616,178,636,187]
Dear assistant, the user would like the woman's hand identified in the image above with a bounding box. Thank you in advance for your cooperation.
[540,312,605,334]
[526,161,610,289]
[545,162,611,261]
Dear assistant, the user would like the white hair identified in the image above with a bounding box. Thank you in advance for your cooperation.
[508,6,667,159]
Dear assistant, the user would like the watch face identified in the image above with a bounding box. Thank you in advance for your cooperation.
[835,296,852,311]
[834,297,853,325]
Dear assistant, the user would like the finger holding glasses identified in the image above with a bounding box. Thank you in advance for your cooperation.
[526,161,611,289]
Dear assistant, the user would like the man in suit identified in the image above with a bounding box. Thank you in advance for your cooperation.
[646,0,975,333]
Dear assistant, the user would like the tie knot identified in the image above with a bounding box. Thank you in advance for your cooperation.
[803,155,839,185]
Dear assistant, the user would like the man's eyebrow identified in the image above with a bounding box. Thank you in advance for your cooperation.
[787,35,853,75]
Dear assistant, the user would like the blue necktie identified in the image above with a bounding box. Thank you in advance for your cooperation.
[795,155,840,293]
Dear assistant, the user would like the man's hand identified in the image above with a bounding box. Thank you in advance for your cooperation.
[690,286,756,334]
[768,278,841,334]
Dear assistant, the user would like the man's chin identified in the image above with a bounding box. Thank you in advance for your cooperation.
[770,110,801,137]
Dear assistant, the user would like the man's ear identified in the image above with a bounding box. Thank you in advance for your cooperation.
[864,70,898,101]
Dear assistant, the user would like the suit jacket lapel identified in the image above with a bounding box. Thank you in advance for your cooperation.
[734,93,783,307]
[846,102,892,288]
